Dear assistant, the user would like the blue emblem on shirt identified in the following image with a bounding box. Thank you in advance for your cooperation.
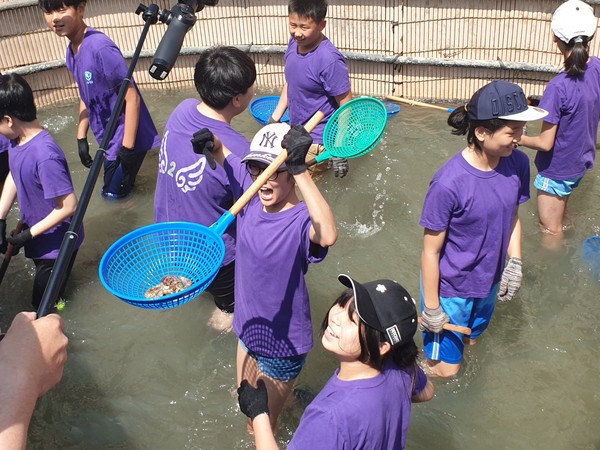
[85,71,93,85]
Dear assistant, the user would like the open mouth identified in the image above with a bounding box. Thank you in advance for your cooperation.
[259,187,273,202]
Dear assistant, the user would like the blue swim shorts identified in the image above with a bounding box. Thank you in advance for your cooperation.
[534,174,583,198]
[420,283,499,364]
[240,340,307,382]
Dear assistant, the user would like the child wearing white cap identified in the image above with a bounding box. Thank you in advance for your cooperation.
[193,123,338,434]
[519,0,600,246]
[237,275,434,450]
[419,80,548,378]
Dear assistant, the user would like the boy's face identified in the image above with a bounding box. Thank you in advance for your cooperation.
[288,13,326,52]
[42,3,85,40]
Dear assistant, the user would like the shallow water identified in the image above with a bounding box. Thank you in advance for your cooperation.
[1,88,599,449]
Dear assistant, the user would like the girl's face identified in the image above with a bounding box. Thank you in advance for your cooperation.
[322,301,362,360]
[477,121,525,158]
[43,3,86,40]
[288,13,326,52]
[248,162,296,212]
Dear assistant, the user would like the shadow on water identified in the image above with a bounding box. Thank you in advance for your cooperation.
[1,89,598,449]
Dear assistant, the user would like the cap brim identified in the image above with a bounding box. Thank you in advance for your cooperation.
[241,152,285,168]
[498,106,549,122]
[338,274,380,331]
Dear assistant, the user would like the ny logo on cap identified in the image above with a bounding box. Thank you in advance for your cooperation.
[259,131,279,149]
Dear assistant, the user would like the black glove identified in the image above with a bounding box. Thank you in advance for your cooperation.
[118,145,138,167]
[0,219,7,254]
[77,138,93,168]
[281,125,312,175]
[237,379,269,421]
[191,128,216,170]
[327,157,349,178]
[7,227,32,255]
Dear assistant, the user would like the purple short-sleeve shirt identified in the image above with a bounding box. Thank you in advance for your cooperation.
[535,56,600,180]
[288,362,428,450]
[66,28,159,161]
[154,98,251,265]
[420,149,530,298]
[8,130,84,259]
[224,155,327,357]
[285,37,351,144]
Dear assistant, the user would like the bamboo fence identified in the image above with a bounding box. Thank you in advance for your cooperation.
[1,0,599,106]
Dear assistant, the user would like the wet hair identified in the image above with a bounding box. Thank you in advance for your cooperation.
[557,36,592,77]
[38,0,85,13]
[288,0,327,23]
[447,106,507,152]
[320,289,419,373]
[194,46,257,110]
[0,73,37,122]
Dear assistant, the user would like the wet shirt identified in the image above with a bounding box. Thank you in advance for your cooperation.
[225,154,327,357]
[285,36,351,144]
[154,98,250,266]
[8,130,84,259]
[288,362,428,450]
[419,149,530,298]
[535,56,600,180]
[66,28,159,161]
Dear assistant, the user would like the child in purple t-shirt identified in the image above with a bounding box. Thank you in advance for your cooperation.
[0,74,83,310]
[237,275,434,450]
[193,123,337,433]
[39,0,160,200]
[419,80,548,378]
[154,46,255,331]
[519,0,600,246]
[271,0,353,178]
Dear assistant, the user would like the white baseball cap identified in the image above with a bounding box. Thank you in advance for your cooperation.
[551,0,597,44]
[242,122,291,166]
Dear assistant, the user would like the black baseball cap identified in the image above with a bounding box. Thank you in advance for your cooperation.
[467,80,548,122]
[338,274,418,346]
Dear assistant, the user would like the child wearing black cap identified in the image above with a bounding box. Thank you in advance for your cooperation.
[237,275,434,450]
[419,80,548,378]
[518,0,600,246]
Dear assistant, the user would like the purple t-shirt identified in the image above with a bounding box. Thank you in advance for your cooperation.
[8,130,84,259]
[285,36,351,144]
[419,149,530,298]
[0,135,9,153]
[224,155,327,357]
[535,56,600,180]
[154,98,250,265]
[66,28,159,161]
[288,362,428,450]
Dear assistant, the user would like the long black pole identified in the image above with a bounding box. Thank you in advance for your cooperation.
[37,4,159,317]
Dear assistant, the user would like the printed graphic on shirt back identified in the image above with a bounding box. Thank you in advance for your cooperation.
[159,130,207,193]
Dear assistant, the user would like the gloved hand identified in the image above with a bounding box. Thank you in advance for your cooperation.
[0,219,7,254]
[191,128,216,170]
[419,305,449,333]
[118,145,138,167]
[237,379,269,421]
[497,257,522,302]
[7,226,32,255]
[281,125,312,175]
[327,157,349,178]
[77,138,93,168]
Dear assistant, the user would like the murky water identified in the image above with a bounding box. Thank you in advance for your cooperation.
[1,87,599,449]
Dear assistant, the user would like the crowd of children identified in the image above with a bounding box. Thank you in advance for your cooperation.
[0,0,598,448]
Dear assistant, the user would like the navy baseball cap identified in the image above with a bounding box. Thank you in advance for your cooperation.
[338,274,418,347]
[467,80,548,122]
